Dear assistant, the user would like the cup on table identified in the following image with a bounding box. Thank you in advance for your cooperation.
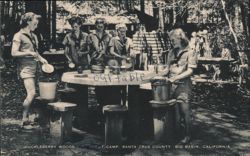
[104,66,110,74]
[77,66,83,74]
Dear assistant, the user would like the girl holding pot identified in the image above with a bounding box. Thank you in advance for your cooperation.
[156,28,198,144]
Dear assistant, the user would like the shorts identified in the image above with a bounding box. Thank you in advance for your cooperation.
[18,60,38,79]
[171,78,192,104]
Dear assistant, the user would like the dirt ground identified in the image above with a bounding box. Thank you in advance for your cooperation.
[1,59,250,156]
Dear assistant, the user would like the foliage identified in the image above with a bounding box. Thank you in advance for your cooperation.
[163,0,248,50]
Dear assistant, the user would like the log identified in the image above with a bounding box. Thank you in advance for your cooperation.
[103,105,127,145]
[48,102,77,145]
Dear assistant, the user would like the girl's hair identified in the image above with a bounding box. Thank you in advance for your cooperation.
[115,23,127,31]
[68,16,83,26]
[20,12,41,28]
[168,28,189,47]
[95,18,107,30]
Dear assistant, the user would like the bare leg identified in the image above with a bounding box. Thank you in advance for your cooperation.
[22,78,36,124]
[176,91,191,143]
[179,100,190,138]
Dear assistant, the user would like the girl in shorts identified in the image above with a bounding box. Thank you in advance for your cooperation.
[11,12,48,127]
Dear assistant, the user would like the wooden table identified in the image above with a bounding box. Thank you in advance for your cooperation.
[197,57,235,81]
[43,50,65,55]
[198,57,235,64]
[62,70,156,86]
[61,70,157,143]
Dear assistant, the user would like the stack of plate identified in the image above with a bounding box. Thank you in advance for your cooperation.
[91,65,104,73]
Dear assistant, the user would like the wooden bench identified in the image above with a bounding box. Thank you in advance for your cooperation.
[103,105,128,145]
[150,99,177,144]
[47,102,77,144]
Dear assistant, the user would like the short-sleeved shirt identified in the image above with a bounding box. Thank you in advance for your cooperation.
[108,36,133,56]
[12,29,39,62]
[12,29,39,78]
[167,46,198,77]
[12,29,39,54]
[88,31,111,56]
[63,31,88,65]
[167,46,198,100]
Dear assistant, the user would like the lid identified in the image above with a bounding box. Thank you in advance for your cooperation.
[42,64,54,73]
[151,76,170,85]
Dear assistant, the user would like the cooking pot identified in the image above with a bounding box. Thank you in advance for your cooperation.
[151,76,171,101]
[91,65,104,73]
[42,63,54,74]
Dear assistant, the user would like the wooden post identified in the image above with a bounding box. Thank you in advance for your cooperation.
[69,85,89,130]
[139,88,154,139]
[140,0,145,13]
[47,1,51,42]
[51,0,56,48]
[0,2,2,30]
[127,85,141,144]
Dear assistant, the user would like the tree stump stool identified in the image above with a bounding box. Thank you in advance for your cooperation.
[32,96,56,127]
[58,86,88,130]
[150,99,177,144]
[103,105,128,145]
[47,102,77,144]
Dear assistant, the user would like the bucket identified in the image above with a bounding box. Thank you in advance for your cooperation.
[39,81,57,100]
[151,77,171,101]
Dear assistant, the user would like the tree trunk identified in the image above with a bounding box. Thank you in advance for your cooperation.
[173,0,176,24]
[221,0,247,65]
[51,0,56,47]
[221,0,239,47]
[140,0,145,13]
[240,3,250,48]
[0,2,2,31]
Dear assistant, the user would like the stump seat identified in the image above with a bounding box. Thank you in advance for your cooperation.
[150,99,177,143]
[103,105,128,145]
[47,102,77,144]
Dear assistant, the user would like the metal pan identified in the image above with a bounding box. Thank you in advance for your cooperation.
[42,63,54,73]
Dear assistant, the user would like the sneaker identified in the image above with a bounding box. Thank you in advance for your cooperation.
[22,124,33,130]
[180,136,191,144]
[0,66,5,70]
[22,120,30,126]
